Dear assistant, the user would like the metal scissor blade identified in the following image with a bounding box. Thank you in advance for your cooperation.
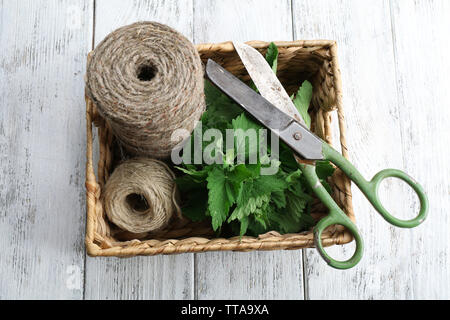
[205,59,324,160]
[233,42,305,125]
[205,59,294,131]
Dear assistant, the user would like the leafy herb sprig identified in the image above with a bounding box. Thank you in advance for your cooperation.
[174,43,335,237]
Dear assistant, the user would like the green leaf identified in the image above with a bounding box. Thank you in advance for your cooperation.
[320,179,333,195]
[292,80,313,128]
[223,148,235,168]
[203,79,243,129]
[232,112,262,132]
[315,160,335,179]
[229,163,260,183]
[239,216,249,237]
[285,169,302,183]
[228,172,288,224]
[180,191,208,222]
[271,190,287,209]
[253,212,268,229]
[232,113,262,160]
[314,160,335,195]
[256,173,289,194]
[265,42,279,74]
[270,190,315,234]
[228,179,271,222]
[270,208,315,233]
[175,175,205,192]
[286,194,308,218]
[265,170,316,234]
[175,166,209,178]
[225,181,236,205]
[288,181,314,202]
[248,202,272,234]
[206,167,233,231]
[279,141,299,171]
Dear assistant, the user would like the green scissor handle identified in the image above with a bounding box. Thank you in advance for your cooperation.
[299,143,429,269]
[300,163,364,269]
[322,143,428,228]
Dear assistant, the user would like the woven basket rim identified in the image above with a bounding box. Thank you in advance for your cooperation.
[196,40,337,51]
[84,39,354,257]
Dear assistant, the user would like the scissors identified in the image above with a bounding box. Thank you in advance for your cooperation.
[205,46,428,269]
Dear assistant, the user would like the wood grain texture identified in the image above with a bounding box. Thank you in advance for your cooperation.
[389,0,450,299]
[293,0,420,299]
[83,0,195,300]
[1,0,448,300]
[0,0,93,299]
[193,0,293,44]
[193,0,305,300]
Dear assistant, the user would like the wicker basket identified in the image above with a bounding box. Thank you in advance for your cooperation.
[85,40,354,257]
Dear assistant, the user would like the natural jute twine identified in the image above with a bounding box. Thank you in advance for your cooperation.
[102,158,181,234]
[85,21,205,158]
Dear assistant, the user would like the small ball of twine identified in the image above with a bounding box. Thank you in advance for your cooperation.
[86,21,205,158]
[103,158,181,234]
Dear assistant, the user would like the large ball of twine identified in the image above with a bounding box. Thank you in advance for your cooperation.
[103,158,181,234]
[85,21,205,158]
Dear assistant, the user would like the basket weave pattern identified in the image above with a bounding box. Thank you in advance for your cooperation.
[85,40,354,257]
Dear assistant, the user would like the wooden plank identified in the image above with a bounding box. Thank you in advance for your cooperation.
[292,0,417,299]
[193,0,294,44]
[195,251,304,300]
[0,0,93,299]
[193,0,305,300]
[83,0,195,300]
[390,0,450,299]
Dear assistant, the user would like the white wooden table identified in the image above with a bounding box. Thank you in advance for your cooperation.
[1,0,449,300]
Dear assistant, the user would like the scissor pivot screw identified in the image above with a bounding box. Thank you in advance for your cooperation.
[293,132,302,140]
